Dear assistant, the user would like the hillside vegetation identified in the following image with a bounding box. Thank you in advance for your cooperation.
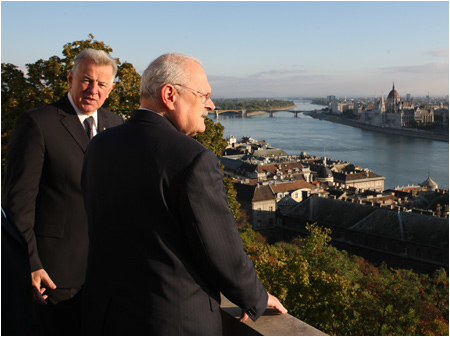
[238,221,449,336]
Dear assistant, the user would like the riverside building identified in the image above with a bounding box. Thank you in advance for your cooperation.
[360,83,435,128]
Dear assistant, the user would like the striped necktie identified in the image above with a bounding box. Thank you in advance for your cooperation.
[84,116,94,140]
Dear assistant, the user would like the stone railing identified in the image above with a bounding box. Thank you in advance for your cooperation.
[220,295,327,336]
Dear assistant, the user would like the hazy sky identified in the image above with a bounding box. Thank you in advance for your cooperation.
[1,1,449,98]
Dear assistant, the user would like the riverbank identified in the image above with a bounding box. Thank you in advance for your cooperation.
[305,112,449,142]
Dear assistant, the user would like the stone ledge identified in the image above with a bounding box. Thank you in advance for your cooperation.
[220,295,327,336]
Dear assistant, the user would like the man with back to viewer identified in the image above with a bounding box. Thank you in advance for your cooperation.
[2,48,124,335]
[80,53,288,335]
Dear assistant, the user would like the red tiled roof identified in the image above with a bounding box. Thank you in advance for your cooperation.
[270,180,315,193]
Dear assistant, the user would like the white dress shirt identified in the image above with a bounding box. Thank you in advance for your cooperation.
[68,92,98,137]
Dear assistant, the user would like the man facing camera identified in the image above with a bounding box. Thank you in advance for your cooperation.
[2,48,124,335]
[81,53,287,335]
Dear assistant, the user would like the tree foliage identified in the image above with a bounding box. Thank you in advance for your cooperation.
[240,223,449,336]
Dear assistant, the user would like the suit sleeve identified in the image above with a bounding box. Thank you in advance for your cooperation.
[180,149,268,321]
[2,112,45,272]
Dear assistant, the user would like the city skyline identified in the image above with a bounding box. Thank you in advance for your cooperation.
[1,1,449,98]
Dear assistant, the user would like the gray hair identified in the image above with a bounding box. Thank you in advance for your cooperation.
[140,53,202,101]
[70,48,118,80]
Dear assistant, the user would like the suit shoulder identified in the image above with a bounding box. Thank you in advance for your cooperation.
[26,103,58,115]
[170,133,215,164]
[20,95,71,119]
[16,104,59,126]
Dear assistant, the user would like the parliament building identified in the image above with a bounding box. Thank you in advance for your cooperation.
[360,84,435,128]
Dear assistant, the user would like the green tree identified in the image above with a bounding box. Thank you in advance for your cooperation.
[105,61,141,119]
[1,63,33,134]
[240,222,449,336]
[1,63,34,168]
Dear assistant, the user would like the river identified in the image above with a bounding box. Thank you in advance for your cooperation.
[210,99,449,190]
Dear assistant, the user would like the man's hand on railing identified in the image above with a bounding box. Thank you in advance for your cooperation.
[240,292,288,322]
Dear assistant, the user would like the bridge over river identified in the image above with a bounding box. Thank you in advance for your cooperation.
[213,109,319,117]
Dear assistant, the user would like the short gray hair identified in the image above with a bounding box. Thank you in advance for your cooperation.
[140,53,202,101]
[70,48,118,80]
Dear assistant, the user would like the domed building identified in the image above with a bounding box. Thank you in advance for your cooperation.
[361,83,434,129]
[316,157,334,184]
[420,176,439,191]
[386,83,402,112]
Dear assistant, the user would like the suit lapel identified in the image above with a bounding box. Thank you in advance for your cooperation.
[97,108,113,133]
[57,95,90,151]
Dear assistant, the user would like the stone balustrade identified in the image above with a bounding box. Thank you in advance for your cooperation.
[220,295,327,336]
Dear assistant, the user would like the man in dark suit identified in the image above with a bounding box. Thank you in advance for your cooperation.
[81,53,287,335]
[2,49,124,335]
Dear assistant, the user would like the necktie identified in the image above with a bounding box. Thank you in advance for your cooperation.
[84,116,94,140]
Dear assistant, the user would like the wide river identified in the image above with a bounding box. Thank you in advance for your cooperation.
[210,99,449,190]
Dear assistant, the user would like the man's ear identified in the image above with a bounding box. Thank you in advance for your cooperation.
[67,71,73,89]
[161,84,176,110]
[107,82,115,98]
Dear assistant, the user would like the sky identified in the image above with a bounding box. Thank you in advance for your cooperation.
[1,1,449,98]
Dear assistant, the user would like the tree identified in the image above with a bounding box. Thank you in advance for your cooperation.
[105,61,140,119]
[239,222,449,336]
[1,63,33,134]
[1,63,34,168]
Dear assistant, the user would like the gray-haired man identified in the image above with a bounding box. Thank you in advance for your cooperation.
[2,49,124,335]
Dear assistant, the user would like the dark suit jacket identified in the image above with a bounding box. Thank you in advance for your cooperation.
[2,94,123,297]
[1,207,36,335]
[81,109,268,335]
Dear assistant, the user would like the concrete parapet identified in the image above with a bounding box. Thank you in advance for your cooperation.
[220,295,327,336]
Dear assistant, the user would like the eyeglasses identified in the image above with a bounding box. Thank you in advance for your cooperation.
[173,83,211,104]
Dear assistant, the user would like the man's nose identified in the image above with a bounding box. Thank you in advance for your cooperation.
[205,97,215,111]
[87,81,98,94]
